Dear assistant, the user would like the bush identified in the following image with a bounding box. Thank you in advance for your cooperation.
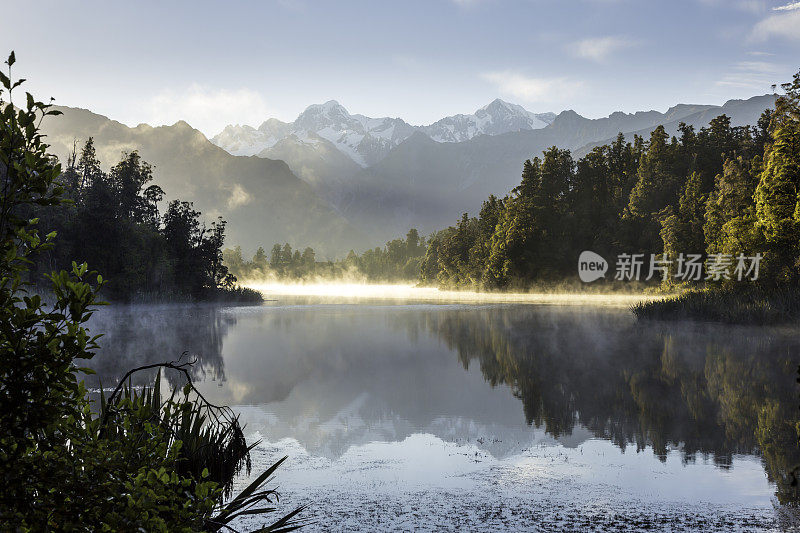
[0,52,299,531]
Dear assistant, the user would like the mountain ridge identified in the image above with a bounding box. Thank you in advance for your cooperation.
[336,93,777,243]
[211,98,555,167]
[41,93,778,254]
[39,105,369,256]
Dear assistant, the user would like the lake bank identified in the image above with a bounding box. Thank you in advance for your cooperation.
[633,287,800,325]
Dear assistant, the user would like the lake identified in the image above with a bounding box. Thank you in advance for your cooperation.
[86,288,800,532]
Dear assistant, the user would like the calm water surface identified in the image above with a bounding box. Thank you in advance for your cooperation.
[86,293,800,531]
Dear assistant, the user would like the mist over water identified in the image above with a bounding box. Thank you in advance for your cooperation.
[246,281,666,306]
[85,295,800,530]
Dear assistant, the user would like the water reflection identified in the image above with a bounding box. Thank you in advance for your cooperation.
[87,300,800,504]
[86,304,233,389]
[419,306,800,503]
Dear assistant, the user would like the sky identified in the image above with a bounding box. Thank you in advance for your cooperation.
[2,0,800,137]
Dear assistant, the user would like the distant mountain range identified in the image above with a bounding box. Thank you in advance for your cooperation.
[41,94,776,254]
[212,94,777,244]
[211,99,556,168]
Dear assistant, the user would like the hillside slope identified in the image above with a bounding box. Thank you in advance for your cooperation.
[41,106,368,256]
[342,95,776,241]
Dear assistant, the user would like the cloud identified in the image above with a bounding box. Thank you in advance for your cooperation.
[143,84,272,137]
[715,61,784,91]
[697,0,763,11]
[736,0,768,13]
[697,0,767,12]
[392,54,422,70]
[569,36,633,62]
[773,1,800,10]
[481,71,584,104]
[751,9,800,40]
[226,184,253,209]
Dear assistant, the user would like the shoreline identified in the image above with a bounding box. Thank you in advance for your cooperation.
[245,282,669,307]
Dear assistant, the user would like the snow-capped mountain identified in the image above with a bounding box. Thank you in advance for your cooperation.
[212,100,416,167]
[211,99,554,167]
[211,118,291,157]
[421,99,556,143]
[292,101,417,167]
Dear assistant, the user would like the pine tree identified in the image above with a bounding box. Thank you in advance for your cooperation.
[754,74,800,282]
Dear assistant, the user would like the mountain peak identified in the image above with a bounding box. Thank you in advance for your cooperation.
[420,99,553,143]
[301,100,349,117]
[479,98,526,115]
[212,99,555,165]
[294,100,354,133]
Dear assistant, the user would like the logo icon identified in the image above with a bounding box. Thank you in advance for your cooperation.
[578,251,607,283]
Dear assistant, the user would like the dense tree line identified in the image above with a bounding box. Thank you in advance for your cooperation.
[421,70,800,291]
[28,138,258,301]
[224,228,426,282]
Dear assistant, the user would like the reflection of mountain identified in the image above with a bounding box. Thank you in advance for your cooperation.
[192,305,552,459]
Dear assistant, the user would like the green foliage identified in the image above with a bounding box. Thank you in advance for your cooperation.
[754,71,800,284]
[704,157,761,255]
[422,69,800,298]
[27,133,257,302]
[0,52,297,531]
[631,286,800,324]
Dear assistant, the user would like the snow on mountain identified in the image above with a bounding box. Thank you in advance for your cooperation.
[211,99,553,167]
[422,99,555,143]
[210,124,275,157]
[291,101,417,167]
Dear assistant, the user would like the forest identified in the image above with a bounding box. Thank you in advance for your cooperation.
[420,108,775,288]
[409,70,800,320]
[223,229,427,283]
[229,69,800,320]
[26,138,259,302]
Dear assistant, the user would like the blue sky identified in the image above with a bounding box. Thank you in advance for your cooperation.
[2,0,799,136]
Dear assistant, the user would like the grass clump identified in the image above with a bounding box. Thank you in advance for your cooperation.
[632,286,800,325]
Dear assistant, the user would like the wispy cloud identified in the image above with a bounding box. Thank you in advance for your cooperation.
[569,36,633,62]
[481,71,584,104]
[392,54,422,70]
[450,0,485,6]
[751,9,800,40]
[143,84,272,136]
[737,0,768,13]
[698,0,767,12]
[716,61,784,91]
[773,1,800,10]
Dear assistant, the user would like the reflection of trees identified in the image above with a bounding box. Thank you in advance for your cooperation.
[421,307,800,503]
[85,304,233,389]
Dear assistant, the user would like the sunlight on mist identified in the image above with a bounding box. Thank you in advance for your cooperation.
[246,282,666,307]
